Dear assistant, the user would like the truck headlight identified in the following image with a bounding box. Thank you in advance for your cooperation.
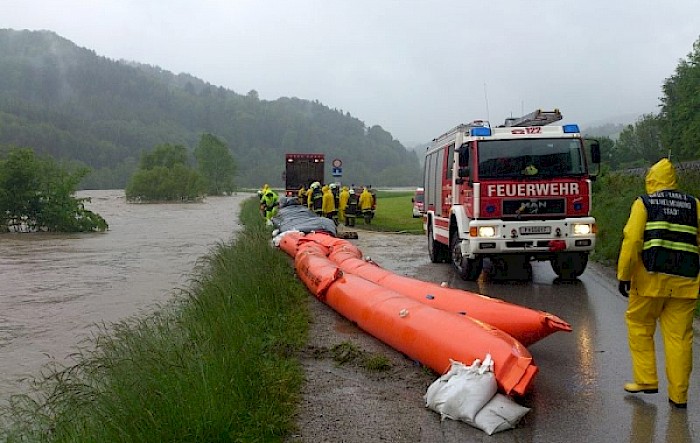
[477,226,497,238]
[573,223,592,235]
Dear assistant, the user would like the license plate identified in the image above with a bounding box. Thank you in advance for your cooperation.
[519,226,551,235]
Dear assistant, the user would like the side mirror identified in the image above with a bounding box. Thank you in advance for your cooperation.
[590,141,601,164]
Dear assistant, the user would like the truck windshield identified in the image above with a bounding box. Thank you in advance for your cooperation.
[477,138,586,179]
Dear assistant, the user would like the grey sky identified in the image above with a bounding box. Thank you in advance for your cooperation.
[3,1,699,145]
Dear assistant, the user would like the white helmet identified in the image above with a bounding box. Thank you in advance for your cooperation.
[311,181,321,189]
[349,189,355,195]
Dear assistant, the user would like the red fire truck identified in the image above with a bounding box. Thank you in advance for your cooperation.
[423,109,601,280]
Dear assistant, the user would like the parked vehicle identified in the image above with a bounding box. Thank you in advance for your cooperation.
[412,187,424,218]
[283,153,325,198]
[422,109,601,280]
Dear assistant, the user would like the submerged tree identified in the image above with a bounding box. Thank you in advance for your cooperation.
[0,147,108,232]
[194,133,236,195]
[125,143,205,202]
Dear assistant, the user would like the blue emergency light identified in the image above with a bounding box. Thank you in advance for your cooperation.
[470,127,492,137]
[563,124,580,133]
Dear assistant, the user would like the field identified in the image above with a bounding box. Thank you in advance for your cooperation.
[357,190,424,234]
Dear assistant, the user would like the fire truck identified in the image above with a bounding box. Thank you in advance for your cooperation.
[283,153,325,197]
[423,109,601,280]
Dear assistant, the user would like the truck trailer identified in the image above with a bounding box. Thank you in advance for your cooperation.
[284,153,325,197]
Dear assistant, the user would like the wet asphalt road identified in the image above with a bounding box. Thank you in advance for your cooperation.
[350,230,700,442]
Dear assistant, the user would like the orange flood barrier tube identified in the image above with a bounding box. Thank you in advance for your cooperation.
[325,273,538,395]
[277,231,306,258]
[294,244,341,298]
[330,251,571,347]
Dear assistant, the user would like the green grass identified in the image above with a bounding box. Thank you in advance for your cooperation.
[0,198,310,442]
[354,190,424,234]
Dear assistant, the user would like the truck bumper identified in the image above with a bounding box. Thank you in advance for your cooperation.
[459,217,596,259]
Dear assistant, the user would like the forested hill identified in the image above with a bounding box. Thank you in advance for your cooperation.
[0,29,421,189]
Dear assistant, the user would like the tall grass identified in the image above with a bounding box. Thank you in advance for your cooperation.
[592,168,700,264]
[0,198,309,442]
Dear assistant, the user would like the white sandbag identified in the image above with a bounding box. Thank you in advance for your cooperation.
[424,355,497,422]
[472,393,531,435]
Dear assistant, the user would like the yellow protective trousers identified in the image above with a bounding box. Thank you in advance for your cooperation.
[626,295,696,403]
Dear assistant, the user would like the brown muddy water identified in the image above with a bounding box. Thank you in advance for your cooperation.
[0,190,250,405]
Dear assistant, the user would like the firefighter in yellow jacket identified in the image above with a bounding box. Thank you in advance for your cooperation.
[338,186,350,224]
[321,184,337,223]
[617,158,700,409]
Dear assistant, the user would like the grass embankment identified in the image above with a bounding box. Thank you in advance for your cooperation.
[1,198,310,442]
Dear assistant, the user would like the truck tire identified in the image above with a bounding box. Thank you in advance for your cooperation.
[551,252,588,280]
[450,235,482,280]
[428,224,449,263]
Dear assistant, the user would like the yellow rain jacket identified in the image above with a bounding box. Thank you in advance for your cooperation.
[322,185,336,216]
[617,158,700,404]
[359,188,373,211]
[338,186,350,221]
[617,158,700,297]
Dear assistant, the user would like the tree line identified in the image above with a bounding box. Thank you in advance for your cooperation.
[591,36,700,169]
[0,29,421,190]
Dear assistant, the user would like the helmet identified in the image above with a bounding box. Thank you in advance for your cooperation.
[329,183,337,189]
[311,181,321,189]
[349,189,355,195]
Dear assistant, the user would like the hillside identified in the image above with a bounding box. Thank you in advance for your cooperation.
[0,29,421,189]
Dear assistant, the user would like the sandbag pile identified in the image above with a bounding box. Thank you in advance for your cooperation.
[425,356,531,435]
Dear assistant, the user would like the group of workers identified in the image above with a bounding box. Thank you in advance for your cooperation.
[296,182,375,226]
[257,182,375,227]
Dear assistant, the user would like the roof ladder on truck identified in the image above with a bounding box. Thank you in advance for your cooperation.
[502,109,563,127]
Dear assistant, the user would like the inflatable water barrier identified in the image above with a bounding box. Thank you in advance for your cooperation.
[271,198,571,395]
[326,251,569,347]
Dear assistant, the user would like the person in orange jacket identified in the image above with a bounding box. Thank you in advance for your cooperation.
[617,158,700,409]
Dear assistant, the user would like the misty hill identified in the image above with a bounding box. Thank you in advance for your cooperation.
[0,29,421,189]
[582,113,644,140]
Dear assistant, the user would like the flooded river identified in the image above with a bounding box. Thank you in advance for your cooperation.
[0,190,249,405]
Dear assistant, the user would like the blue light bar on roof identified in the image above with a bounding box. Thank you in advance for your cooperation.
[563,124,580,133]
[470,127,491,136]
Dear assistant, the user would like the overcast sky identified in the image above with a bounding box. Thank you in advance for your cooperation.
[3,1,699,145]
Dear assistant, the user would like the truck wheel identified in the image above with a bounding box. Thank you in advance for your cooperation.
[428,224,449,263]
[450,235,482,280]
[551,252,588,280]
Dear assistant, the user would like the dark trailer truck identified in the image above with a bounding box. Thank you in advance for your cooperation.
[284,153,325,197]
